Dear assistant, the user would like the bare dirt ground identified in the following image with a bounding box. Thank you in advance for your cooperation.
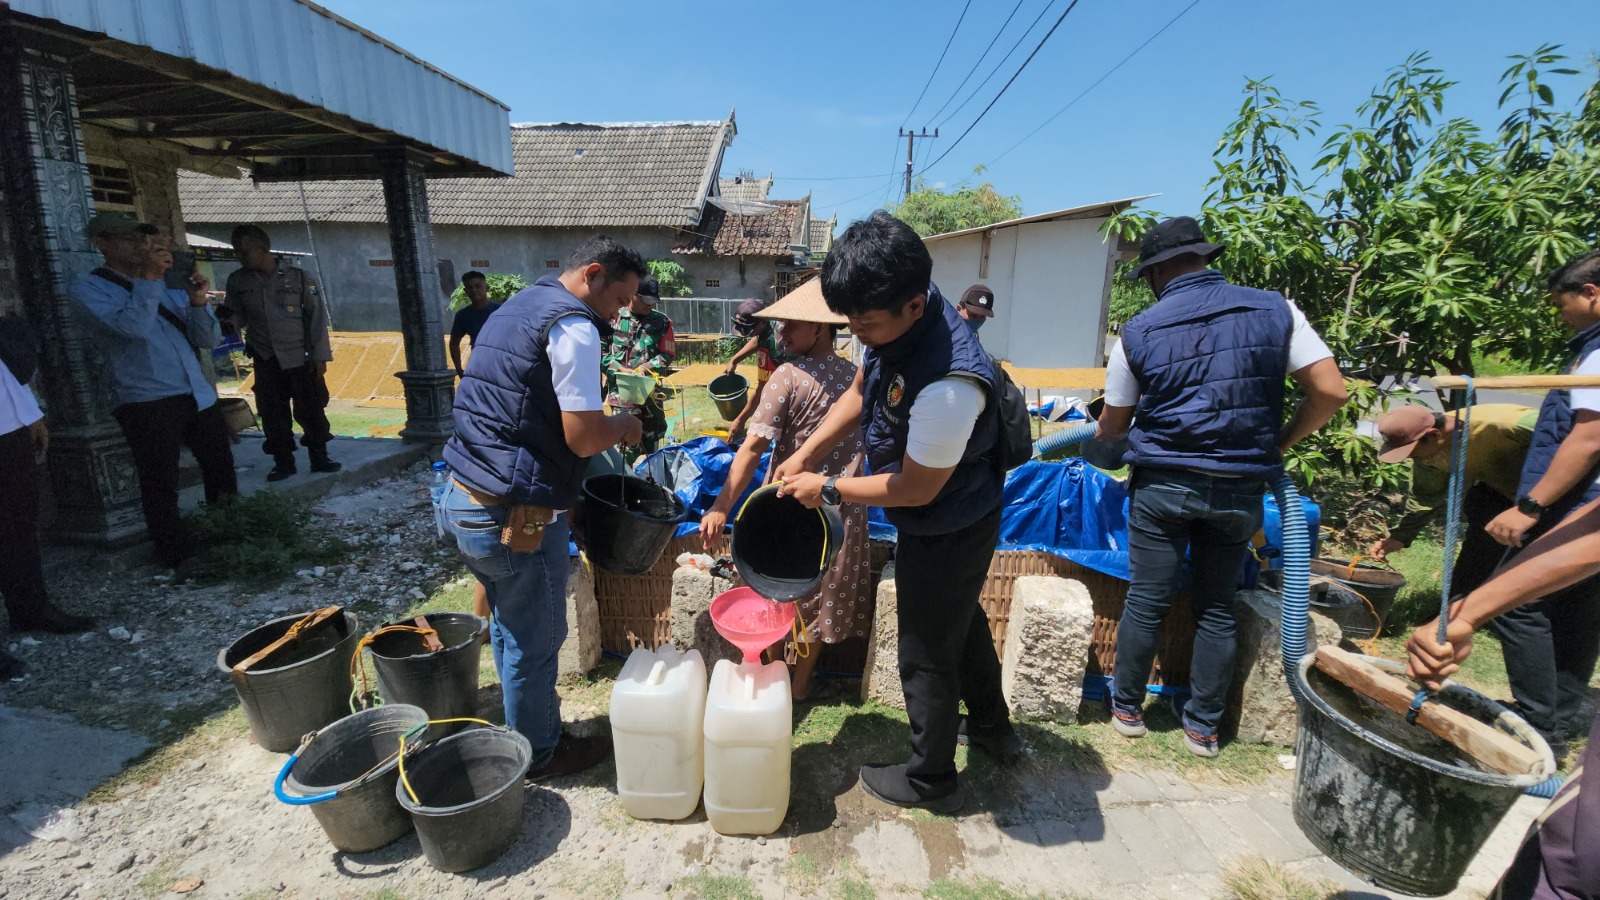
[0,464,1546,900]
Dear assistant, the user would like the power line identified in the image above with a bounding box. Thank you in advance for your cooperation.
[989,0,1205,165]
[935,0,1060,131]
[922,0,1082,174]
[922,0,1029,128]
[899,0,973,129]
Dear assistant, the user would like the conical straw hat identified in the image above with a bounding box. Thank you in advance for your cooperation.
[754,277,847,325]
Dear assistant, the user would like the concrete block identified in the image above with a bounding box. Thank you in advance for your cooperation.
[1226,589,1343,746]
[669,565,739,668]
[861,562,904,709]
[1001,576,1093,722]
[558,555,601,679]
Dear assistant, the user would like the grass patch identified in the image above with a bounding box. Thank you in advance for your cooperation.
[137,861,180,899]
[324,404,407,439]
[1218,856,1339,900]
[1380,536,1447,631]
[560,861,625,900]
[673,873,762,900]
[179,491,348,585]
[924,879,1054,900]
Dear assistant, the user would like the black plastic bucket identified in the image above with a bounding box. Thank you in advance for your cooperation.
[1304,580,1374,642]
[370,613,487,739]
[219,611,362,753]
[1310,558,1406,639]
[708,373,749,421]
[1292,655,1553,896]
[732,483,843,601]
[282,704,428,852]
[578,474,686,575]
[396,727,533,873]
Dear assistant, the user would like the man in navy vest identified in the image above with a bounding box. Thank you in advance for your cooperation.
[442,237,646,780]
[1094,217,1347,757]
[777,211,1018,813]
[1478,249,1600,752]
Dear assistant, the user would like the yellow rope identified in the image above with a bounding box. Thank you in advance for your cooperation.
[396,717,497,805]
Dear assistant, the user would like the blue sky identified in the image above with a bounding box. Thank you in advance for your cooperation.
[322,0,1599,227]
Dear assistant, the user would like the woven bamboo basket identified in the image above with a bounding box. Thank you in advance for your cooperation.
[594,534,722,653]
[979,550,1194,687]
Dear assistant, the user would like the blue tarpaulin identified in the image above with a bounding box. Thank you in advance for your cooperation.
[997,460,1132,579]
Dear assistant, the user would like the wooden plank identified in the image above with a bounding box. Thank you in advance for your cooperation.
[413,615,446,653]
[1312,646,1542,777]
[1432,375,1600,390]
[232,606,342,674]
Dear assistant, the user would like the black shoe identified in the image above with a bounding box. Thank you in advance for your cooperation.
[0,648,28,680]
[526,734,613,782]
[267,454,297,482]
[858,763,964,814]
[956,715,1026,761]
[308,448,342,474]
[10,604,95,635]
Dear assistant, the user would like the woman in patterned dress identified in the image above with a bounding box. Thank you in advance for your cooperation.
[700,280,871,700]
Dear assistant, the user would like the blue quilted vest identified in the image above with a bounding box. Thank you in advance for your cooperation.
[444,275,611,508]
[1516,320,1600,520]
[861,283,1002,535]
[1121,270,1293,479]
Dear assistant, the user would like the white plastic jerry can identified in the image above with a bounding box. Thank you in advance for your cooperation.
[703,658,792,836]
[610,646,708,821]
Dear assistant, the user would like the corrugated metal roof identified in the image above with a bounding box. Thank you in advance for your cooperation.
[7,0,513,175]
[179,119,735,228]
[920,196,1157,243]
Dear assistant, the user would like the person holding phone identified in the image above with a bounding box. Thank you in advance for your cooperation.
[70,214,237,569]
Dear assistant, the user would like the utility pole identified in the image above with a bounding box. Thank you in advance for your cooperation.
[898,127,938,198]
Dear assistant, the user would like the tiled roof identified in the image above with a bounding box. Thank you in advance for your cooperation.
[178,119,732,228]
[718,175,771,201]
[673,199,804,257]
[807,215,836,253]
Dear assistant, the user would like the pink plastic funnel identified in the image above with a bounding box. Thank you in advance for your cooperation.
[708,587,795,665]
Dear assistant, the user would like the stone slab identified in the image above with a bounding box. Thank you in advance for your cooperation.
[668,565,739,668]
[860,562,903,709]
[1226,589,1343,746]
[1001,575,1093,722]
[559,555,600,679]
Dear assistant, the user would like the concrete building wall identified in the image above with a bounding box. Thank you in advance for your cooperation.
[188,220,791,331]
[926,216,1117,369]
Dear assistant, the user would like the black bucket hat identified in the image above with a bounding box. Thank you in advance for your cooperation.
[1126,216,1224,280]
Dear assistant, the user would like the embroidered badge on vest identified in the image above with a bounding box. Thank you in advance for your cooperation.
[888,374,906,408]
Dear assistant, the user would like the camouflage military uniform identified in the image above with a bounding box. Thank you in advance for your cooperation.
[604,307,675,452]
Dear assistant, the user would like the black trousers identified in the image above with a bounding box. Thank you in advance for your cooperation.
[0,424,48,623]
[253,355,332,457]
[1447,483,1516,599]
[1489,571,1600,740]
[112,394,238,566]
[895,506,1008,784]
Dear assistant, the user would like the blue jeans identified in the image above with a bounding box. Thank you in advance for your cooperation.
[442,481,570,768]
[1113,468,1265,734]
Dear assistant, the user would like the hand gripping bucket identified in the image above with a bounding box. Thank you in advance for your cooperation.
[1291,654,1553,896]
[577,474,687,575]
[275,704,430,852]
[708,373,749,421]
[368,613,488,739]
[731,483,843,601]
[219,610,363,753]
[396,726,534,873]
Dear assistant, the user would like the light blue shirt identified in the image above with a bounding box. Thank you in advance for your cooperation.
[69,271,219,410]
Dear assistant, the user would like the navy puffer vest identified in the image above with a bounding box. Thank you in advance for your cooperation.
[862,283,1002,535]
[1122,270,1293,479]
[444,276,610,508]
[1517,320,1600,521]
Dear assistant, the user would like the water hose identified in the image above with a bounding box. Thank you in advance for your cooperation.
[1271,476,1313,703]
[1031,421,1100,459]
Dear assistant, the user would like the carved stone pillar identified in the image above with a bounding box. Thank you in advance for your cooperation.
[0,27,144,544]
[377,148,455,443]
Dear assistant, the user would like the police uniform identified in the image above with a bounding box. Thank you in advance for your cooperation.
[224,261,336,464]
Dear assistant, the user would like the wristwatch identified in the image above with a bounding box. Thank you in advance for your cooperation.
[1516,495,1547,518]
[821,477,841,506]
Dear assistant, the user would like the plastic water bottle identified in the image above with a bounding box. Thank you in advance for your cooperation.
[429,461,449,542]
